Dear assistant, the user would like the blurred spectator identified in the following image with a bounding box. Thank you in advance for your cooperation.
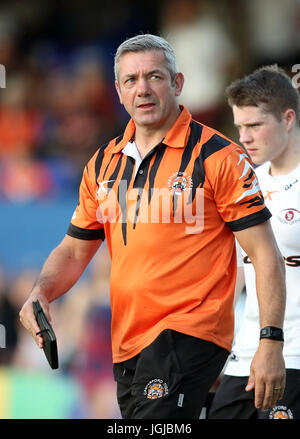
[241,0,300,67]
[6,268,48,370]
[0,74,42,158]
[0,264,18,364]
[160,0,239,127]
[38,48,120,173]
[0,154,55,203]
[0,71,56,202]
[0,5,19,71]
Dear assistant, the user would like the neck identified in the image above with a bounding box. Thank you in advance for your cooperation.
[134,106,181,159]
[270,129,300,176]
[134,129,165,159]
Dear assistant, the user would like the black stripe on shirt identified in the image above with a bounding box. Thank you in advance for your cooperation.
[188,130,231,203]
[148,144,167,203]
[117,155,135,245]
[227,207,272,232]
[200,133,231,160]
[173,121,203,214]
[66,223,105,241]
[178,121,203,173]
[94,141,110,184]
[107,154,123,192]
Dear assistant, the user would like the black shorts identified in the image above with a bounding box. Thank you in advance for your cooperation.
[208,369,300,419]
[113,329,229,419]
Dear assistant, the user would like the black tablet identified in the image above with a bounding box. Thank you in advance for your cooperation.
[33,300,59,369]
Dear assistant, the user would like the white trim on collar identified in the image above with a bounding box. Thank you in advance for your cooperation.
[122,141,142,176]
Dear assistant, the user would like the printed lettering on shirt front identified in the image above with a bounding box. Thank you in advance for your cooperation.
[285,179,298,191]
[243,254,300,267]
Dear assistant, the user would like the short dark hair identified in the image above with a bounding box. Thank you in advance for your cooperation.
[226,65,299,125]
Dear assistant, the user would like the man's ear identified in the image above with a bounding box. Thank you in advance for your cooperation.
[282,108,296,131]
[174,72,184,97]
[115,80,123,104]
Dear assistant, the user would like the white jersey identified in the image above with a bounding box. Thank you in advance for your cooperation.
[226,161,300,376]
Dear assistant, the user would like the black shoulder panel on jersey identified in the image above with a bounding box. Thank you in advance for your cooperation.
[227,207,272,232]
[190,125,231,197]
[200,133,231,161]
[66,223,105,241]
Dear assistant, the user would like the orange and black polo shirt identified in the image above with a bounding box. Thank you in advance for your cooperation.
[67,105,271,363]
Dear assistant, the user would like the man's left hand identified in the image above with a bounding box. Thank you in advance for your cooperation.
[246,339,286,411]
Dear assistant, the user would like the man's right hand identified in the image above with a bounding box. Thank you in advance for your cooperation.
[19,293,51,349]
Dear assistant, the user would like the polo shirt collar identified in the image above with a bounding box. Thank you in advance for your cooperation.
[110,105,192,153]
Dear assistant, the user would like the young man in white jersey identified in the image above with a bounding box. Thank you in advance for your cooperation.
[209,65,300,419]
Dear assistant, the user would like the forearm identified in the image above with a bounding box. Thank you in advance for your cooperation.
[234,266,245,307]
[252,253,286,329]
[246,253,286,410]
[30,247,83,303]
[20,235,102,348]
[29,235,101,303]
[234,222,286,411]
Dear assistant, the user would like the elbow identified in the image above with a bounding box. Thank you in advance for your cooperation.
[279,252,286,279]
[271,250,286,280]
[276,249,285,273]
[251,246,286,280]
[280,253,286,272]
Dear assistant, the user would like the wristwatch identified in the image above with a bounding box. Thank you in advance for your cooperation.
[260,326,284,341]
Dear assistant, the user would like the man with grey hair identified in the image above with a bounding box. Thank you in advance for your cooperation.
[20,34,286,419]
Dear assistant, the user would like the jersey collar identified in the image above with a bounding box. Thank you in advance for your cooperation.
[110,105,192,153]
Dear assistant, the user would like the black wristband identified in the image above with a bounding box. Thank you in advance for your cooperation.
[260,326,284,341]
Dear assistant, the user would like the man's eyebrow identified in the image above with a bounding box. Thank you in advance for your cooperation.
[122,69,165,79]
[120,72,136,80]
[147,69,165,75]
[234,121,263,127]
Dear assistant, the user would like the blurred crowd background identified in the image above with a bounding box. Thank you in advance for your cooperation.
[0,0,300,419]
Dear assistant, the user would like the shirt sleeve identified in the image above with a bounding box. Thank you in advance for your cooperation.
[213,147,271,231]
[66,163,105,241]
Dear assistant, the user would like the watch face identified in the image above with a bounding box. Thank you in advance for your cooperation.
[260,326,283,341]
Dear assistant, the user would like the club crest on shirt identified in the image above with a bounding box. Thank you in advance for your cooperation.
[143,379,169,400]
[277,208,300,225]
[269,405,293,419]
[168,172,193,196]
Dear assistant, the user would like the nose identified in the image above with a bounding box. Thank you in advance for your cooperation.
[136,77,151,96]
[239,127,253,145]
